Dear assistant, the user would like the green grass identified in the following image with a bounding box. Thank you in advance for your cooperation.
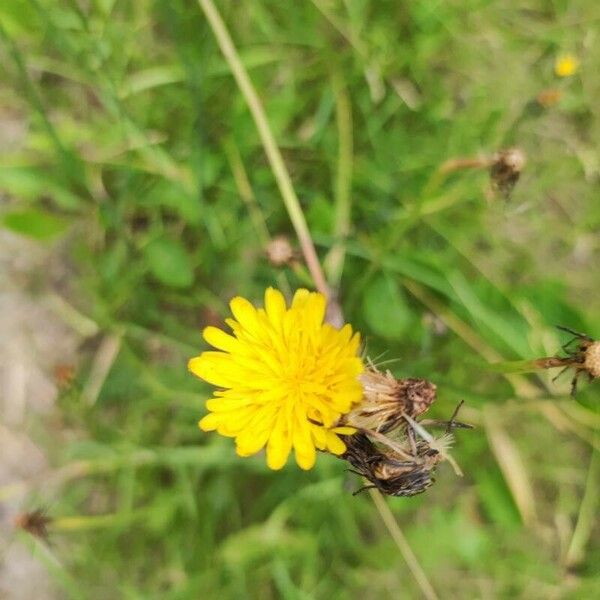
[2,0,600,597]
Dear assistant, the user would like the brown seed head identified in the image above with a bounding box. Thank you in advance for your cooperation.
[490,148,526,198]
[493,148,526,173]
[338,366,437,433]
[266,235,294,267]
[340,431,450,497]
[14,508,52,543]
[584,341,600,379]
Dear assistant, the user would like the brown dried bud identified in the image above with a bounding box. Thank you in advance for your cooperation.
[540,327,600,395]
[584,341,600,379]
[490,148,526,198]
[266,235,295,267]
[14,508,52,543]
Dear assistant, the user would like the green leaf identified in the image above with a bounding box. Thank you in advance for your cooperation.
[0,166,82,210]
[145,181,201,225]
[143,237,194,289]
[2,209,68,240]
[362,274,412,340]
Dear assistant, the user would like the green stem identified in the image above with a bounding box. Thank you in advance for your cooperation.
[324,73,353,288]
[197,0,330,299]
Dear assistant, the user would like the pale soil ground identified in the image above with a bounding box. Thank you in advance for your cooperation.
[0,230,79,598]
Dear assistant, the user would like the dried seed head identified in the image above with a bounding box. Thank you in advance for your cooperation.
[490,148,526,198]
[338,365,437,433]
[342,433,436,497]
[584,341,600,379]
[541,326,600,395]
[266,235,295,267]
[14,508,52,543]
[339,398,470,497]
[341,431,457,497]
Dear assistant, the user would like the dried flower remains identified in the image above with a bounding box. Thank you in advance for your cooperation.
[341,400,471,497]
[337,363,472,497]
[14,508,52,544]
[490,148,526,199]
[535,326,600,396]
[189,288,471,498]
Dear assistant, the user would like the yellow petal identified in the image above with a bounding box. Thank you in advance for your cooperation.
[198,413,220,431]
[331,426,356,435]
[303,292,326,329]
[206,398,253,412]
[293,420,316,470]
[311,425,327,449]
[230,296,262,337]
[236,425,271,456]
[188,354,238,387]
[203,326,239,353]
[266,417,292,470]
[264,287,287,330]
[325,431,346,455]
[291,288,310,308]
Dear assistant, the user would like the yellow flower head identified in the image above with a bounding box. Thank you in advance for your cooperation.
[554,54,579,77]
[189,288,364,470]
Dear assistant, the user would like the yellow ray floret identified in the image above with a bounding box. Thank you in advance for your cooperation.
[189,288,364,470]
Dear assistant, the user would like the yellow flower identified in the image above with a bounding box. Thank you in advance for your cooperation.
[554,54,579,77]
[189,288,364,470]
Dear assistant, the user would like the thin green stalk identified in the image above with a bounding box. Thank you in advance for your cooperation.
[369,489,439,600]
[223,139,291,297]
[565,442,599,567]
[325,73,354,288]
[197,0,330,299]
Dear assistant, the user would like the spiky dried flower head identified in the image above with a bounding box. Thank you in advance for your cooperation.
[535,326,600,395]
[189,288,363,470]
[336,364,437,434]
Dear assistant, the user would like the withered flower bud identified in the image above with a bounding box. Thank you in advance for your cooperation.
[266,235,295,267]
[490,148,526,198]
[584,341,600,379]
[14,508,52,543]
[536,326,600,395]
[337,365,437,434]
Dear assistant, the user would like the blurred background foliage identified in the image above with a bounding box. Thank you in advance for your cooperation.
[1,0,599,598]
